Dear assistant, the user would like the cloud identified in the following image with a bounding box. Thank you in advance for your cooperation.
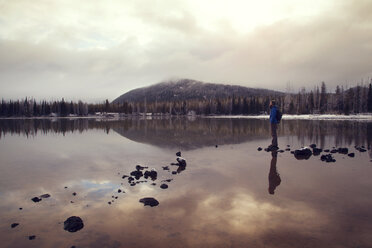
[0,0,372,100]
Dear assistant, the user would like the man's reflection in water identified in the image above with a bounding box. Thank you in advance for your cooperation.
[268,151,281,195]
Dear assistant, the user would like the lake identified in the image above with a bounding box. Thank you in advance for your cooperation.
[0,117,371,248]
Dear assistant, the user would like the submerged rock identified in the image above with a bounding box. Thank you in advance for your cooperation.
[321,154,336,163]
[312,148,322,156]
[63,216,84,233]
[31,197,42,203]
[160,184,168,189]
[294,148,312,160]
[40,194,51,199]
[136,165,148,171]
[139,197,159,207]
[11,223,19,228]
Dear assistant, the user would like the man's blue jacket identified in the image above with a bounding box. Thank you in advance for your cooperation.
[270,106,278,124]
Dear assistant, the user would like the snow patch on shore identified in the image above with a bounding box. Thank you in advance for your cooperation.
[205,114,372,121]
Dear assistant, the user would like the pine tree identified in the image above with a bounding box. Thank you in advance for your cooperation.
[368,83,372,112]
[319,82,327,113]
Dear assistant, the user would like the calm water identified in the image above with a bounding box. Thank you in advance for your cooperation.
[0,118,372,248]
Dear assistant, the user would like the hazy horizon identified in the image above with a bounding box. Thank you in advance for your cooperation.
[1,0,372,101]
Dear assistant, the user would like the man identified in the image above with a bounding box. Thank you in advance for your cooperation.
[268,150,281,195]
[269,100,278,150]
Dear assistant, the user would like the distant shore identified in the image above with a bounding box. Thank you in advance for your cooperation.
[1,113,372,121]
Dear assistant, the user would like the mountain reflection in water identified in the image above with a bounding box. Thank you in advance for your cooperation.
[1,118,372,150]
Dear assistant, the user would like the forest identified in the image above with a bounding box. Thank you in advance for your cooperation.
[1,82,372,117]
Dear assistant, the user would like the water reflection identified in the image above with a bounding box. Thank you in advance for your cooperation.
[0,118,372,248]
[1,118,372,150]
[268,151,281,195]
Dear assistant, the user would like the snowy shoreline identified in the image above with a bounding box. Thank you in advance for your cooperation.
[205,114,372,121]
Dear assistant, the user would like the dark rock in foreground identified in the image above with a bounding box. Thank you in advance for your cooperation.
[139,197,159,207]
[312,148,322,156]
[348,153,355,157]
[28,235,36,240]
[11,223,19,228]
[31,197,42,203]
[160,184,168,189]
[63,216,84,232]
[257,147,262,151]
[321,154,336,163]
[176,157,187,167]
[294,148,312,160]
[338,148,348,154]
[130,170,143,180]
[144,169,157,181]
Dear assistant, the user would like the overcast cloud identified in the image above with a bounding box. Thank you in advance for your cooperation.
[0,0,371,101]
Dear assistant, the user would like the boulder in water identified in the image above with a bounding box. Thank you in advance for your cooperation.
[294,148,312,160]
[63,216,84,232]
[139,197,159,207]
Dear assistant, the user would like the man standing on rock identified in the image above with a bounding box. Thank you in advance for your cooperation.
[268,100,279,150]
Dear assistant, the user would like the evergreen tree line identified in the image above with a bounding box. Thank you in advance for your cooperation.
[1,82,372,117]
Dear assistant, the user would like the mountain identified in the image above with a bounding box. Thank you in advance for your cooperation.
[112,79,284,104]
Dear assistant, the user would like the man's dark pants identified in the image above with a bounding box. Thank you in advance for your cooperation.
[271,123,278,147]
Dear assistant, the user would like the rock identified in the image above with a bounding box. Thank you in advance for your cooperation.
[139,197,159,207]
[122,175,129,179]
[130,170,143,180]
[108,202,111,205]
[290,151,295,154]
[348,153,355,157]
[144,169,157,181]
[63,216,84,232]
[287,145,290,147]
[257,147,262,151]
[40,194,51,199]
[160,184,168,189]
[11,223,19,228]
[151,183,156,186]
[310,144,317,149]
[176,157,187,167]
[172,171,177,175]
[324,149,330,152]
[130,183,136,186]
[330,149,338,153]
[312,148,322,156]
[64,186,68,189]
[162,166,170,171]
[72,192,77,196]
[28,235,36,240]
[31,197,42,203]
[285,148,291,151]
[338,148,348,154]
[118,189,122,193]
[176,151,181,156]
[321,154,336,163]
[136,165,148,171]
[294,148,312,160]
[19,208,22,210]
[278,150,284,153]
[215,145,218,148]
[357,147,367,152]
[115,196,118,199]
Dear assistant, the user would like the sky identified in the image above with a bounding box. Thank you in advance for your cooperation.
[0,0,372,102]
